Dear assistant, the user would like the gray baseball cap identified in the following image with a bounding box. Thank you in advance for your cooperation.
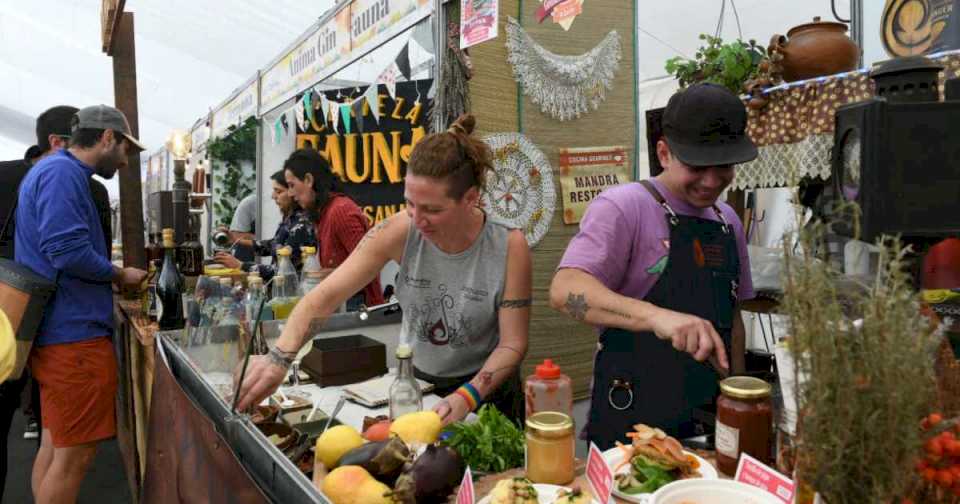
[72,104,147,152]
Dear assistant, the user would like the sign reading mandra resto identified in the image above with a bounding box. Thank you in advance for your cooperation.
[559,146,630,224]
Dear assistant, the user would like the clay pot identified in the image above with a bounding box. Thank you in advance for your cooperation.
[770,16,860,82]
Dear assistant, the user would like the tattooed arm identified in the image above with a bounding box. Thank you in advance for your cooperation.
[234,212,409,410]
[435,229,531,425]
[549,267,728,370]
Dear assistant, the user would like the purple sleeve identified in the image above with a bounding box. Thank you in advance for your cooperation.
[557,196,634,290]
[726,207,754,301]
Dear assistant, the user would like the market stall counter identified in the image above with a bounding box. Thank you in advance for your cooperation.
[139,308,457,503]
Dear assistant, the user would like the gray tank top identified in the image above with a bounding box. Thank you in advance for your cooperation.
[396,217,509,377]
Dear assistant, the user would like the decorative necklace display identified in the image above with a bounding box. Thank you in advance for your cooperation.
[505,16,621,121]
[481,133,556,248]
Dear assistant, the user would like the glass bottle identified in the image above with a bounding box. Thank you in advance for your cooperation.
[389,344,422,419]
[716,376,774,477]
[177,230,205,277]
[146,232,164,264]
[299,245,323,296]
[270,247,301,320]
[216,278,239,326]
[141,261,158,321]
[156,228,185,331]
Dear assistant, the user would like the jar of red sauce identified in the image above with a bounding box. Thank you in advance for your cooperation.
[715,376,773,476]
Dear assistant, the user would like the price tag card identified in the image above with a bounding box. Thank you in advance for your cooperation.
[735,453,796,503]
[586,442,614,504]
[456,466,475,504]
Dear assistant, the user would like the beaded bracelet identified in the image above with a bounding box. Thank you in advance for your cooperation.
[455,382,482,412]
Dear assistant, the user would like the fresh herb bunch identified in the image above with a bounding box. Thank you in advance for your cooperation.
[782,206,939,503]
[440,404,524,473]
[664,34,765,94]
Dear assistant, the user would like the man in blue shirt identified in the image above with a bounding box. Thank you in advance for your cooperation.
[15,104,147,503]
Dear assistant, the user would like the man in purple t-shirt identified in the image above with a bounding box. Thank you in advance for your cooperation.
[550,83,757,448]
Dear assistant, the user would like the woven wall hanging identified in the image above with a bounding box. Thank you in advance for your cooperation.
[481,133,556,248]
[505,16,621,121]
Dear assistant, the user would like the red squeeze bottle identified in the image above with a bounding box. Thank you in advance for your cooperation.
[525,359,573,417]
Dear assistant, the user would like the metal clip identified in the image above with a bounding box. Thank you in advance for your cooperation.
[607,378,634,411]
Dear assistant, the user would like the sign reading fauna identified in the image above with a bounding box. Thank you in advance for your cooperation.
[295,79,433,225]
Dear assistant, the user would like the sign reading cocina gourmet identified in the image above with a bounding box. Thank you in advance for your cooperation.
[559,146,630,224]
[211,77,258,140]
[295,79,433,225]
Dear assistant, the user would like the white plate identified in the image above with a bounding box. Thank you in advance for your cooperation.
[602,446,718,504]
[477,483,599,504]
[650,479,782,504]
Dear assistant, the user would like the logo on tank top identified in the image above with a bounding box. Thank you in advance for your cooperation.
[408,284,474,348]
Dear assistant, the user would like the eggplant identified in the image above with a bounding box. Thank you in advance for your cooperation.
[391,444,464,503]
[337,436,410,485]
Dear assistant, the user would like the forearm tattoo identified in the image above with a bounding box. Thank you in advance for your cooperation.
[499,298,532,309]
[601,307,632,320]
[565,292,589,321]
[356,218,390,250]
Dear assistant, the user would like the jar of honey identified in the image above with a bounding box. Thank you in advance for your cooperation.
[715,376,773,476]
[525,411,575,485]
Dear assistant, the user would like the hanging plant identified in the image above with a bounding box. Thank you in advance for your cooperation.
[665,34,765,94]
[208,117,257,227]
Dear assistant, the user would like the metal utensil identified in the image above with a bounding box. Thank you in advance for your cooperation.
[323,395,346,433]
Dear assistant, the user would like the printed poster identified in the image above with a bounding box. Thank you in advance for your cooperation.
[536,0,584,31]
[461,0,499,49]
[559,146,630,224]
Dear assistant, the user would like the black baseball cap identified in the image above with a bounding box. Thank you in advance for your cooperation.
[661,83,757,167]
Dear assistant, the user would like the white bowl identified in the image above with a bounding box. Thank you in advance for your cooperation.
[650,479,783,504]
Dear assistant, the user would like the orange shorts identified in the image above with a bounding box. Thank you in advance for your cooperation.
[31,337,118,448]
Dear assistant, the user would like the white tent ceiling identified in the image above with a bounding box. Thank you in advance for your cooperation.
[1,0,853,199]
[0,0,336,196]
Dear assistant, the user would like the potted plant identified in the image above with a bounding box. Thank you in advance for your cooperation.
[664,34,765,94]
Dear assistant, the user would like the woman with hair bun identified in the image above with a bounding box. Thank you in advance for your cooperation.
[236,114,532,425]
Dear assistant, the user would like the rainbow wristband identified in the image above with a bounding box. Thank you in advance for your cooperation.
[455,383,481,411]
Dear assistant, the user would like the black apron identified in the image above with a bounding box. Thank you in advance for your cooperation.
[586,180,740,450]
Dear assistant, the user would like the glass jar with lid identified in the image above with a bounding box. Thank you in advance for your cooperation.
[525,411,575,485]
[715,376,773,476]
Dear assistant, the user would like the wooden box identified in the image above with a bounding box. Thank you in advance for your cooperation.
[300,334,386,387]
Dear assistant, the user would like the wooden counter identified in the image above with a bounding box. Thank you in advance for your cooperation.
[114,298,158,502]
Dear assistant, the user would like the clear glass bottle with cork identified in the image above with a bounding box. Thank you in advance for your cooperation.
[524,359,573,417]
[389,344,422,419]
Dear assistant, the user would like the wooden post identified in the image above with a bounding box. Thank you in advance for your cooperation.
[112,12,146,269]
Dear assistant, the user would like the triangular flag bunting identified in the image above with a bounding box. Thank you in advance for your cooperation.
[273,116,283,145]
[395,43,411,81]
[364,85,380,124]
[319,93,331,128]
[352,98,365,133]
[330,101,341,134]
[294,100,306,132]
[340,103,352,134]
[303,92,315,124]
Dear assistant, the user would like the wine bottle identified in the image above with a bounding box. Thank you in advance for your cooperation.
[157,228,185,330]
[177,231,205,277]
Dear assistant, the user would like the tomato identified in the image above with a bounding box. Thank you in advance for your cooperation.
[925,468,938,481]
[928,438,944,457]
[930,413,944,426]
[362,420,392,442]
[917,458,930,472]
[937,469,954,488]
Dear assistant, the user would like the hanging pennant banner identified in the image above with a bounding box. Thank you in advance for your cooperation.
[558,146,630,224]
[296,79,433,225]
[461,0,499,49]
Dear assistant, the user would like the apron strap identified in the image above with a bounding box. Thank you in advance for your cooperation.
[639,180,729,233]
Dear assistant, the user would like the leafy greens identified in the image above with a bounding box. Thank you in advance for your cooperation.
[440,404,524,473]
